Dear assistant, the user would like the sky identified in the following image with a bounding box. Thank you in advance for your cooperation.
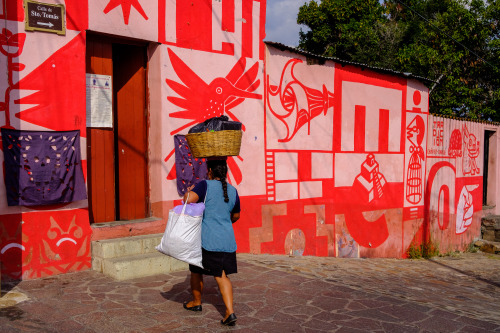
[265,0,311,46]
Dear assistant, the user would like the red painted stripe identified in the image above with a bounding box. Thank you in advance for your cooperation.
[176,0,212,51]
[298,152,311,181]
[222,0,235,32]
[242,0,253,58]
[158,0,166,43]
[354,105,366,152]
[379,108,389,152]
[259,0,266,60]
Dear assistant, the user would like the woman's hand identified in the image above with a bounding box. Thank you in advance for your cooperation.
[231,212,240,223]
[183,187,200,204]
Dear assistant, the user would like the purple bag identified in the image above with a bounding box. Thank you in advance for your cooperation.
[173,202,205,216]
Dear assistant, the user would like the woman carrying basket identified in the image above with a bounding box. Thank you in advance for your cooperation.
[182,158,241,326]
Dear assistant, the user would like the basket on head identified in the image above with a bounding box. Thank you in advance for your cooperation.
[186,130,242,158]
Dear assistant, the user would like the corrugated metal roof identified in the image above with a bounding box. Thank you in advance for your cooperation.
[429,113,500,126]
[264,41,436,84]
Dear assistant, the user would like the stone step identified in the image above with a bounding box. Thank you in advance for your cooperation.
[92,233,164,260]
[101,252,188,281]
[474,239,500,254]
[91,233,189,280]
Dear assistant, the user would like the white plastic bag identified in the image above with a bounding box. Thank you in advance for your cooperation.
[156,196,204,268]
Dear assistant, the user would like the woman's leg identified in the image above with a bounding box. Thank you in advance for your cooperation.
[187,272,203,306]
[214,271,234,319]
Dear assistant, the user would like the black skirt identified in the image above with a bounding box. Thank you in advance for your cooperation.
[189,248,237,277]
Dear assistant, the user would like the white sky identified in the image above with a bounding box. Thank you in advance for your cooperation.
[265,0,311,46]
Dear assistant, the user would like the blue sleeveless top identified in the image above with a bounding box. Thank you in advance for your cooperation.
[193,180,238,252]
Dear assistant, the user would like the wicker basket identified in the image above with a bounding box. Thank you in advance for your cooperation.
[186,130,242,158]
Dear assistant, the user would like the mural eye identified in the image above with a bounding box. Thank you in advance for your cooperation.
[216,87,222,94]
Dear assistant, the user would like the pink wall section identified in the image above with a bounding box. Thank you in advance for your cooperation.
[0,0,499,280]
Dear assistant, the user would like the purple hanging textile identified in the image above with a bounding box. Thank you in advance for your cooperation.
[174,134,207,196]
[1,129,87,206]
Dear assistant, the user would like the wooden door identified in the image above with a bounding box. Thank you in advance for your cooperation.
[86,37,116,223]
[86,36,149,223]
[113,44,149,220]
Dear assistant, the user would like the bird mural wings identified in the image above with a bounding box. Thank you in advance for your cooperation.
[164,48,262,185]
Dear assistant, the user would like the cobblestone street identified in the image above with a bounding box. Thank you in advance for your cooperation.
[1,251,499,332]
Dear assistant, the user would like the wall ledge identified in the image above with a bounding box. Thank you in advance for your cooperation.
[91,217,166,241]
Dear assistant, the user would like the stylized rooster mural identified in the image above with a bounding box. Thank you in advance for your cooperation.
[266,58,334,142]
[164,48,262,184]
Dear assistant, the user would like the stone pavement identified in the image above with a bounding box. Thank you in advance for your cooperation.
[1,251,499,333]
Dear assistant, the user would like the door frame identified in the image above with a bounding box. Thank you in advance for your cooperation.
[86,32,151,223]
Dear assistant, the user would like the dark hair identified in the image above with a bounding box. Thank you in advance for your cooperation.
[207,159,229,202]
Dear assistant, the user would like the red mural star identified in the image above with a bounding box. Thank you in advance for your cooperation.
[103,0,148,25]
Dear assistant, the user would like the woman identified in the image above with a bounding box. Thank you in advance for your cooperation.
[182,158,241,326]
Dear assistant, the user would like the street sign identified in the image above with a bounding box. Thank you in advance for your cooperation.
[24,1,65,35]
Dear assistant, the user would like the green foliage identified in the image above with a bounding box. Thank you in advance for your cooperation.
[406,241,440,258]
[298,0,386,63]
[297,0,500,121]
[465,242,479,253]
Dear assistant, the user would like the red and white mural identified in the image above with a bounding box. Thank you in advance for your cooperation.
[0,0,498,280]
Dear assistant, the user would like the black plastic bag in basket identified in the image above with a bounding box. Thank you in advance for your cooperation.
[188,116,242,133]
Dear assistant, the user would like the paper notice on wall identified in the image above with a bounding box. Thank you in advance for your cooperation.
[86,74,113,128]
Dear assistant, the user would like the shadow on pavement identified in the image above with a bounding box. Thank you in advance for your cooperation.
[159,273,226,317]
[427,258,500,288]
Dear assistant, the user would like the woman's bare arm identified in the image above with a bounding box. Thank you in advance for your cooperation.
[183,185,200,204]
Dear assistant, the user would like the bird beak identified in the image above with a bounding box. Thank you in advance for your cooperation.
[230,85,262,100]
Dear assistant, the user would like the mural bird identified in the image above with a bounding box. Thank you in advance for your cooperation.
[166,48,261,135]
[266,58,334,142]
[164,48,262,184]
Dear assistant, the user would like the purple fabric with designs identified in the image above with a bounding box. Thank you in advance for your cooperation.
[1,129,87,206]
[174,134,207,196]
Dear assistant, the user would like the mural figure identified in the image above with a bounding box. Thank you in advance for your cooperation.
[103,0,148,25]
[165,48,261,184]
[266,58,334,142]
[462,125,480,175]
[353,154,386,203]
[0,28,26,129]
[448,129,462,157]
[456,184,479,234]
[406,115,425,204]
